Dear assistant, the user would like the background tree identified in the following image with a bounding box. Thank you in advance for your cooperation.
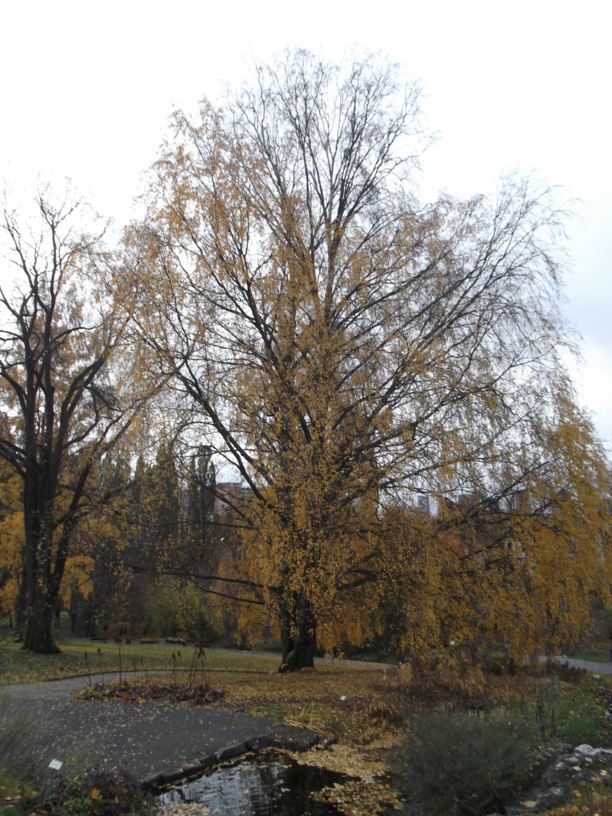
[0,193,152,652]
[369,376,611,667]
[74,451,135,637]
[127,53,605,670]
[0,458,22,626]
[185,445,217,573]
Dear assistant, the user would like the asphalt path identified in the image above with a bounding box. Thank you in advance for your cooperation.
[544,655,612,675]
[0,672,315,782]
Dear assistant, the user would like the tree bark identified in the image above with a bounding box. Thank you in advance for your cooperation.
[14,564,28,636]
[22,593,59,653]
[278,596,316,673]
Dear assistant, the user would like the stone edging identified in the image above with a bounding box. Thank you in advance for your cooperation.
[141,731,320,792]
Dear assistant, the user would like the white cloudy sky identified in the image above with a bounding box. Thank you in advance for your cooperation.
[1,0,610,449]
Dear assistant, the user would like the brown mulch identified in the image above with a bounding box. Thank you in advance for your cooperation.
[77,681,225,705]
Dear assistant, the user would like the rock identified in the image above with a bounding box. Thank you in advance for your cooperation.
[269,732,319,752]
[504,741,612,814]
[535,786,566,810]
[245,735,272,752]
[214,742,247,763]
[142,757,217,792]
[197,755,217,772]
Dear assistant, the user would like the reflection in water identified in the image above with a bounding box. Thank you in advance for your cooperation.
[158,752,346,815]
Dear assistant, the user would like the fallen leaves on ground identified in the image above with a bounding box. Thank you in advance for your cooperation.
[77,682,225,706]
[157,805,212,816]
[285,741,394,783]
[314,779,403,816]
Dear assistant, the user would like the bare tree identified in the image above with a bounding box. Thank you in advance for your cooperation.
[0,193,151,652]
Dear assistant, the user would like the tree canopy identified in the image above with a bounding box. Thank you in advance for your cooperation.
[1,55,609,668]
[119,53,609,670]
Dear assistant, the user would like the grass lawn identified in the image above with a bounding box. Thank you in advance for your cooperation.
[180,660,406,744]
[567,649,612,663]
[0,637,281,684]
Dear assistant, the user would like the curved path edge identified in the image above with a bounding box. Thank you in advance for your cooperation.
[141,731,320,790]
[0,672,320,782]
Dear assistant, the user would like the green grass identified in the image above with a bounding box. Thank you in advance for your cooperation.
[0,693,39,816]
[0,769,37,816]
[0,768,36,800]
[523,678,609,747]
[0,637,281,684]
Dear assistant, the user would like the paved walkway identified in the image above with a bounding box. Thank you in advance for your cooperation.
[545,655,612,675]
[0,673,314,782]
[540,655,612,674]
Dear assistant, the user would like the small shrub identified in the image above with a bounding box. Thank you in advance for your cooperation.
[484,653,505,676]
[525,679,607,747]
[394,710,535,816]
[396,662,413,689]
[45,770,152,816]
[367,698,405,727]
[407,654,488,708]
[484,652,518,676]
[543,658,587,684]
[556,693,607,747]
[0,693,38,783]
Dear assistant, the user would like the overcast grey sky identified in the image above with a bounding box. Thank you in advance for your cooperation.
[1,0,610,448]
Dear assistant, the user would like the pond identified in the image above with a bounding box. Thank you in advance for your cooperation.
[156,751,349,815]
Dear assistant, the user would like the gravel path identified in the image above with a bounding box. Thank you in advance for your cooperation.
[0,673,315,782]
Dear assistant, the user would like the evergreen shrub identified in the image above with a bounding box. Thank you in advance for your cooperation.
[394,710,535,815]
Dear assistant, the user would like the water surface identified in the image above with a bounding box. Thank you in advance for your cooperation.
[158,752,347,815]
